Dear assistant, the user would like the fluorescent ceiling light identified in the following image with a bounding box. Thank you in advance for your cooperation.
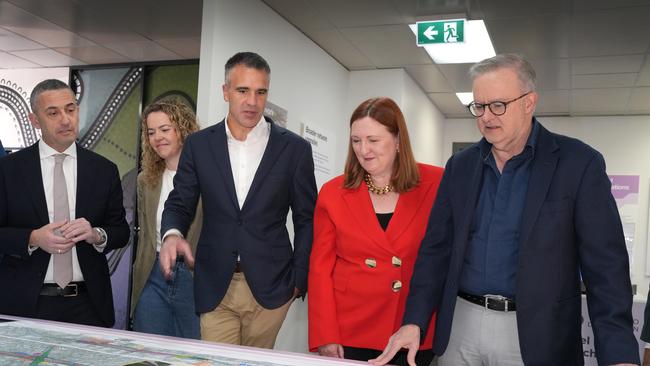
[456,92,473,105]
[409,20,495,64]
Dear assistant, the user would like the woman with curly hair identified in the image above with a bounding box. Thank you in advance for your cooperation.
[131,99,202,338]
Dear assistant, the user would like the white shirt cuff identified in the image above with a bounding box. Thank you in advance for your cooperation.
[162,229,184,242]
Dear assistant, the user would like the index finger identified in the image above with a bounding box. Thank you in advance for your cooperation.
[159,246,176,279]
[369,341,400,365]
[406,346,417,366]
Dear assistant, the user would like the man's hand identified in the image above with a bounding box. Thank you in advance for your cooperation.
[159,235,194,279]
[60,218,99,244]
[369,324,421,366]
[29,220,76,254]
[318,343,344,358]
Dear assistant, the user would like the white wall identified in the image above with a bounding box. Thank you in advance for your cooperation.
[444,115,650,300]
[348,69,446,166]
[198,0,446,353]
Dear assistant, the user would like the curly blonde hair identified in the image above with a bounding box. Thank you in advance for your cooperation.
[140,99,200,187]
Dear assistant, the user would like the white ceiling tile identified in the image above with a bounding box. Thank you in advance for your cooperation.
[4,23,96,48]
[571,55,644,75]
[339,25,431,67]
[0,50,39,68]
[570,88,632,113]
[263,0,333,31]
[535,89,569,115]
[310,0,405,27]
[473,0,568,19]
[436,64,473,91]
[0,2,96,48]
[486,15,570,59]
[628,87,650,111]
[94,0,203,39]
[9,49,85,67]
[427,92,471,118]
[405,65,453,93]
[392,0,469,24]
[634,55,650,86]
[5,0,134,43]
[0,27,44,51]
[572,73,637,89]
[307,29,374,70]
[529,58,571,90]
[155,38,201,59]
[103,41,182,62]
[572,0,650,12]
[570,8,650,57]
[54,46,130,65]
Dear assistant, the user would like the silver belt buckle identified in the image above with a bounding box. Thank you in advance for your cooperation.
[63,283,78,297]
[484,294,509,312]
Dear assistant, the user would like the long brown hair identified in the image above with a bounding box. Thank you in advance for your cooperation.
[140,99,200,187]
[343,97,419,192]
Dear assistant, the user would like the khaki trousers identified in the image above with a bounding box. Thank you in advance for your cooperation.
[200,272,294,349]
[437,297,524,366]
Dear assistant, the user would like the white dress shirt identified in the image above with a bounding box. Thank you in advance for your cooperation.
[162,116,269,242]
[38,140,86,283]
[225,115,270,208]
[156,168,176,252]
[36,141,105,283]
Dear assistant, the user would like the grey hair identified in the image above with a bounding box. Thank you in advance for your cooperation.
[224,52,271,85]
[30,79,74,112]
[468,54,536,92]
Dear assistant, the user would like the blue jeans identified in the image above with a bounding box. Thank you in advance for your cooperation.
[133,255,200,339]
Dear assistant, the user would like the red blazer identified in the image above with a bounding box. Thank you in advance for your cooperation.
[308,163,443,351]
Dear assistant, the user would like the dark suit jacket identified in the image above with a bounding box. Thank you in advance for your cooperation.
[162,118,317,313]
[404,120,639,365]
[641,286,650,342]
[0,142,130,326]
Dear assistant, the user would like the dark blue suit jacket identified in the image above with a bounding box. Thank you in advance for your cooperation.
[161,118,317,313]
[0,143,130,326]
[404,121,639,365]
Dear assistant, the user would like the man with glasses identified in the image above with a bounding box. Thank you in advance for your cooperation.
[372,54,638,366]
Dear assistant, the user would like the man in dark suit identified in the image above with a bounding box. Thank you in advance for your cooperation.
[160,52,317,348]
[372,54,639,366]
[0,79,130,327]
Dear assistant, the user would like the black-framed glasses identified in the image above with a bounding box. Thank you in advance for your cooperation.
[467,92,531,117]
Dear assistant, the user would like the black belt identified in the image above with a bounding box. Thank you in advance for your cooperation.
[458,291,516,312]
[234,261,242,273]
[40,282,86,297]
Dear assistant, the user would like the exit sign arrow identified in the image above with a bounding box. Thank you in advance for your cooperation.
[423,26,438,40]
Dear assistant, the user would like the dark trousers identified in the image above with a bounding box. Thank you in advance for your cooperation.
[343,346,434,366]
[35,291,105,327]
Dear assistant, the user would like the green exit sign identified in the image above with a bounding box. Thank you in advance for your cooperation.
[417,20,465,45]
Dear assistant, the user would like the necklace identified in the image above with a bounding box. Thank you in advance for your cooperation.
[364,173,394,195]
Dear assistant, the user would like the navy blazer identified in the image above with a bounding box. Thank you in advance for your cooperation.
[162,118,317,313]
[404,121,639,365]
[0,142,130,326]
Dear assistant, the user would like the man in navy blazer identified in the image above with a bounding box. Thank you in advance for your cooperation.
[160,52,317,348]
[0,79,129,327]
[373,54,638,366]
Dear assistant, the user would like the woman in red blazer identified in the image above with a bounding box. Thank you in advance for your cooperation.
[308,97,443,366]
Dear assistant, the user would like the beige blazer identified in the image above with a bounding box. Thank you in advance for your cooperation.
[130,172,202,316]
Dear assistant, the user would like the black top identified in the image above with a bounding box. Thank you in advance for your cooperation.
[376,212,394,231]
